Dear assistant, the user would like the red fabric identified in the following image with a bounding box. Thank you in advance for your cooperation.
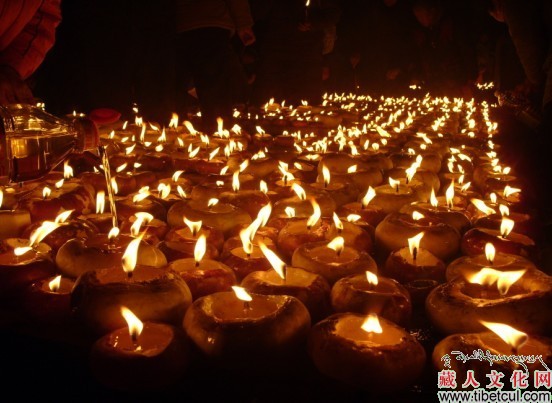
[0,0,61,79]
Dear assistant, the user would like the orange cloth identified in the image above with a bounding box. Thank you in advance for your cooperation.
[0,0,61,79]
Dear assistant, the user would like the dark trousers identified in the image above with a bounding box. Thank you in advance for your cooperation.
[177,28,247,133]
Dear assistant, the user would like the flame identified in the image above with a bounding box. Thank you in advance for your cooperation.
[412,211,425,221]
[322,165,331,187]
[132,191,150,204]
[327,236,345,256]
[256,203,272,227]
[361,313,383,334]
[184,218,202,236]
[366,271,378,286]
[500,217,515,238]
[116,163,128,173]
[480,321,528,352]
[307,199,321,229]
[388,177,400,191]
[346,214,361,223]
[498,204,509,217]
[467,267,526,295]
[347,165,357,174]
[29,221,61,246]
[125,144,136,155]
[48,275,61,292]
[446,181,455,208]
[259,241,286,279]
[189,146,200,159]
[259,180,268,194]
[157,183,171,200]
[292,183,307,201]
[54,210,74,224]
[361,187,376,208]
[333,213,344,232]
[63,160,74,179]
[503,186,521,198]
[209,147,220,161]
[232,171,240,192]
[256,125,265,135]
[405,166,417,183]
[121,306,144,341]
[172,170,184,182]
[408,232,424,259]
[490,193,497,204]
[471,199,496,215]
[285,206,296,218]
[111,178,119,195]
[184,120,197,135]
[43,187,51,199]
[194,234,207,265]
[207,198,219,208]
[232,286,252,302]
[108,226,120,240]
[130,213,153,237]
[485,243,496,264]
[96,191,106,214]
[13,246,33,256]
[0,189,2,208]
[216,117,224,134]
[169,113,179,128]
[177,185,187,199]
[461,182,471,192]
[122,235,143,275]
[239,227,254,255]
[429,188,438,208]
[54,179,65,189]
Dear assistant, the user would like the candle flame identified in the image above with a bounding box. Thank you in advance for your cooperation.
[232,171,240,192]
[184,120,196,135]
[285,206,296,218]
[169,113,179,128]
[184,217,202,236]
[63,160,74,179]
[96,191,106,214]
[292,183,307,201]
[361,186,376,208]
[480,320,528,352]
[111,178,119,195]
[54,210,74,224]
[445,181,455,208]
[172,170,184,182]
[429,188,438,208]
[366,271,378,286]
[130,213,153,237]
[259,241,286,279]
[121,306,144,341]
[232,286,252,302]
[132,191,150,204]
[239,227,255,255]
[347,165,357,174]
[503,186,521,198]
[259,180,268,194]
[0,189,3,209]
[332,213,343,232]
[500,217,515,238]
[412,211,425,221]
[256,203,272,227]
[177,185,187,199]
[499,205,510,217]
[43,187,51,199]
[322,165,331,187]
[327,236,345,255]
[194,234,207,265]
[14,246,33,256]
[471,199,496,215]
[55,179,64,189]
[49,275,62,292]
[29,221,61,247]
[461,182,471,192]
[307,199,321,228]
[408,232,424,259]
[361,313,383,334]
[346,214,361,223]
[485,243,496,264]
[116,163,127,173]
[388,177,400,191]
[207,198,219,208]
[490,193,497,204]
[467,267,526,295]
[122,235,143,275]
[108,226,120,240]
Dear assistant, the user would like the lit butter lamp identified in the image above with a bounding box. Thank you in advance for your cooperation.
[218,170,271,219]
[375,210,461,262]
[241,242,331,321]
[316,154,383,192]
[369,177,419,214]
[384,232,445,304]
[272,182,336,219]
[71,236,192,334]
[164,217,224,252]
[426,267,552,335]
[221,204,275,253]
[0,189,31,240]
[308,313,426,392]
[115,187,167,222]
[22,274,75,323]
[326,213,373,253]
[331,271,412,327]
[446,242,537,282]
[0,223,57,298]
[167,235,236,299]
[308,164,359,207]
[292,236,377,285]
[56,227,166,278]
[78,190,114,233]
[473,203,534,238]
[119,212,168,244]
[167,198,251,237]
[23,210,98,253]
[276,198,330,259]
[433,321,552,386]
[401,185,471,234]
[462,216,536,260]
[336,186,387,228]
[90,306,189,390]
[183,286,310,368]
